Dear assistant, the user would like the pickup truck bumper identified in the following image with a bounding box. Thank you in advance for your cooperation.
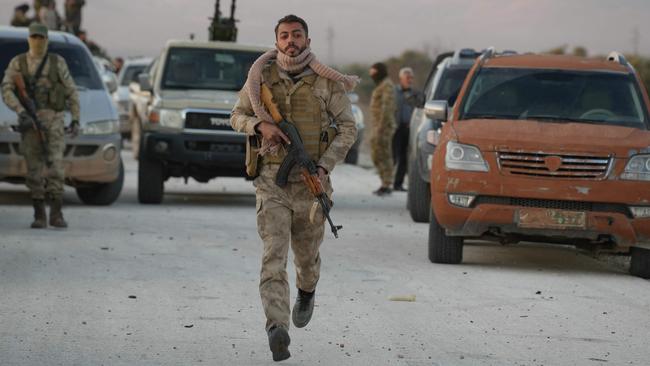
[141,131,247,179]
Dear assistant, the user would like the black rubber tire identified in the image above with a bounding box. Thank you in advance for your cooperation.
[75,160,124,206]
[345,146,359,165]
[138,155,164,204]
[408,156,431,223]
[629,246,650,279]
[428,209,463,264]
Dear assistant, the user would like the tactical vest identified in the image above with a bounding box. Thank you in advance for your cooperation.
[262,64,335,165]
[18,53,66,111]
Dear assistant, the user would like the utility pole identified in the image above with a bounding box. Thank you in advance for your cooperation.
[632,26,640,56]
[327,25,335,65]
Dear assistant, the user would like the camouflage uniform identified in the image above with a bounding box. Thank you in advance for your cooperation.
[1,53,80,200]
[369,78,397,187]
[231,63,356,331]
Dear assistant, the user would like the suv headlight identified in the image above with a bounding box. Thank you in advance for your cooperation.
[159,109,184,129]
[621,154,650,181]
[445,141,489,172]
[83,120,119,135]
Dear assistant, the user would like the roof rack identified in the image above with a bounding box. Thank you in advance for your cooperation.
[607,51,639,75]
[607,51,628,65]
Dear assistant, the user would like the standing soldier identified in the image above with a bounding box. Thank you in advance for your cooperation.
[64,0,85,35]
[231,14,358,362]
[369,62,397,196]
[10,4,31,27]
[1,23,80,228]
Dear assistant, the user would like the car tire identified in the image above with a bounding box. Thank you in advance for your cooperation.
[629,246,650,279]
[75,160,124,206]
[345,146,359,165]
[138,155,164,204]
[428,209,463,264]
[408,157,431,223]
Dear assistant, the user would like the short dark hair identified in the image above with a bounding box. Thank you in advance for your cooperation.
[274,14,308,38]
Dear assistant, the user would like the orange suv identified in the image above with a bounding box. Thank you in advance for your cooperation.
[426,49,650,277]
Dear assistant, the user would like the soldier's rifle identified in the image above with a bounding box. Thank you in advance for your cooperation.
[13,74,51,167]
[260,84,343,238]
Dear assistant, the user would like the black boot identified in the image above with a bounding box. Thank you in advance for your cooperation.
[31,199,47,229]
[48,195,68,228]
[292,289,315,328]
[267,325,291,362]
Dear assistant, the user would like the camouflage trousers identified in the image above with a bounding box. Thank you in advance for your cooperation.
[370,129,395,187]
[254,165,332,331]
[20,110,66,200]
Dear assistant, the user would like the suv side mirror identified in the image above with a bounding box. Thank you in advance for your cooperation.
[138,73,153,92]
[102,72,118,94]
[424,100,448,121]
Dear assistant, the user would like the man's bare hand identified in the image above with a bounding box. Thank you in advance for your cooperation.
[256,121,290,145]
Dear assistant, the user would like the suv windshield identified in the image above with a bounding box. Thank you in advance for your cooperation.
[0,39,103,90]
[161,47,263,91]
[120,64,147,86]
[460,68,648,129]
[432,68,470,105]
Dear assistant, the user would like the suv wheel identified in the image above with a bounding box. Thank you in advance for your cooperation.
[408,157,431,223]
[138,155,164,204]
[428,209,463,264]
[75,160,124,205]
[630,246,650,279]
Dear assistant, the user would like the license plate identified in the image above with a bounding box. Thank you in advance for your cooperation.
[517,208,587,230]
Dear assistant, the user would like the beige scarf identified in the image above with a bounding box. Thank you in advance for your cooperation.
[244,47,360,129]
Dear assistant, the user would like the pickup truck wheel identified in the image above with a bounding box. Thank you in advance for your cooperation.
[138,156,164,204]
[75,160,124,205]
[629,246,650,279]
[428,209,463,264]
[408,157,431,223]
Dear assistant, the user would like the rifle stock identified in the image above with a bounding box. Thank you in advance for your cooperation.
[13,74,51,166]
[259,83,343,238]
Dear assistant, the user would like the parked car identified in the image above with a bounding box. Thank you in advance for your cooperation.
[0,26,123,205]
[113,57,152,138]
[426,48,650,278]
[136,40,268,203]
[345,92,364,165]
[407,49,481,222]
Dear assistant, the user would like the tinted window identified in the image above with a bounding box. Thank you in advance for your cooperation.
[161,47,263,91]
[120,64,146,86]
[432,68,470,105]
[461,68,648,129]
[0,39,103,90]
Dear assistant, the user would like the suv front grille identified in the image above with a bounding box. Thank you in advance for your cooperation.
[497,151,610,179]
[475,196,631,218]
[184,112,232,131]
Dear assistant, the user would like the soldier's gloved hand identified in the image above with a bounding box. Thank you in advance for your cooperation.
[68,120,80,138]
[17,111,34,133]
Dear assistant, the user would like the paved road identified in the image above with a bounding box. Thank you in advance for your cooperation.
[1,152,649,366]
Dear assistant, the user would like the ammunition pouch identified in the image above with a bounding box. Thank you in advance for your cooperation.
[19,53,65,111]
[245,134,261,178]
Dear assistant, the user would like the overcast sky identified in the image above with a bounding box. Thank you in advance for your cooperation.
[3,0,650,65]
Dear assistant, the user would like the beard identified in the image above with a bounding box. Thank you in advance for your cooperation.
[280,43,306,56]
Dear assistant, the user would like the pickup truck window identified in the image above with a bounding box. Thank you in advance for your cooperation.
[460,67,648,129]
[0,39,104,90]
[161,47,262,91]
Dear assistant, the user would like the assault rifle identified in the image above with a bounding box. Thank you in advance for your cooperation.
[13,74,51,167]
[260,84,343,238]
